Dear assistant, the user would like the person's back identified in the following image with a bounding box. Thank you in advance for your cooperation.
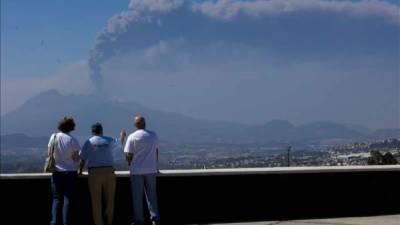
[50,132,80,171]
[127,129,159,174]
[81,135,117,168]
[79,123,124,225]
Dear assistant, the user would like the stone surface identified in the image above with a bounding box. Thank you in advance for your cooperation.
[212,214,400,225]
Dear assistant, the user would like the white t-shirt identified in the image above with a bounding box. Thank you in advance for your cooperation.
[48,132,80,172]
[124,129,159,175]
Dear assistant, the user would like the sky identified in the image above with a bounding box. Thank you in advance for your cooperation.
[1,0,399,129]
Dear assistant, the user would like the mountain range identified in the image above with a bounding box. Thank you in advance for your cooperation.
[1,90,398,145]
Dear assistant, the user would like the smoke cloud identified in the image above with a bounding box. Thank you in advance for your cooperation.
[87,0,400,91]
[88,0,184,90]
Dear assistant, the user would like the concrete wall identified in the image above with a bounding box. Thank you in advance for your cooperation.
[1,166,399,225]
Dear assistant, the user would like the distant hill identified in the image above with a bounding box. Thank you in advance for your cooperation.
[296,121,365,140]
[0,90,247,143]
[369,129,400,140]
[1,90,369,144]
[1,133,48,149]
[246,120,297,142]
[246,120,364,143]
[342,123,373,136]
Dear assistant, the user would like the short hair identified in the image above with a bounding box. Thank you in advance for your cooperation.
[57,117,75,133]
[91,122,103,135]
[135,116,146,129]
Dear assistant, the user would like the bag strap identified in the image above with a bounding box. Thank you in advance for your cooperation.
[49,133,57,157]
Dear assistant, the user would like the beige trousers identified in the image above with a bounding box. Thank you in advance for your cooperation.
[88,167,116,225]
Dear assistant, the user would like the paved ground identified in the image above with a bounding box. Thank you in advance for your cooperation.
[209,214,400,225]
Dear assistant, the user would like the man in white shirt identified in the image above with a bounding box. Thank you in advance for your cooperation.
[124,116,160,225]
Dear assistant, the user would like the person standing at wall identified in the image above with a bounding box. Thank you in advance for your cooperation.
[49,116,81,225]
[79,123,126,225]
[124,116,160,225]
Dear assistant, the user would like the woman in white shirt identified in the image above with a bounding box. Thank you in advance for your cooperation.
[49,117,80,225]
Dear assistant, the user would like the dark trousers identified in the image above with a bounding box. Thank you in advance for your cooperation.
[50,171,78,225]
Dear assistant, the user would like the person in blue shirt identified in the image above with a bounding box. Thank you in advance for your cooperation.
[79,122,126,225]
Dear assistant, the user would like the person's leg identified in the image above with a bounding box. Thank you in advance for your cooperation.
[144,174,160,222]
[50,172,63,225]
[63,171,77,225]
[130,175,145,224]
[103,169,116,225]
[89,170,104,225]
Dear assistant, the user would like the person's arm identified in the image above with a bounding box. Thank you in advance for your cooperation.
[156,148,160,173]
[47,146,52,157]
[125,153,133,166]
[120,129,127,146]
[72,151,80,162]
[123,136,134,166]
[47,134,55,156]
[156,148,159,163]
[156,135,160,172]
[79,160,85,175]
[71,137,81,162]
[79,140,90,174]
[109,129,127,154]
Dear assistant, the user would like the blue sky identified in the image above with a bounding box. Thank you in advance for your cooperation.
[1,0,399,129]
[1,0,129,77]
